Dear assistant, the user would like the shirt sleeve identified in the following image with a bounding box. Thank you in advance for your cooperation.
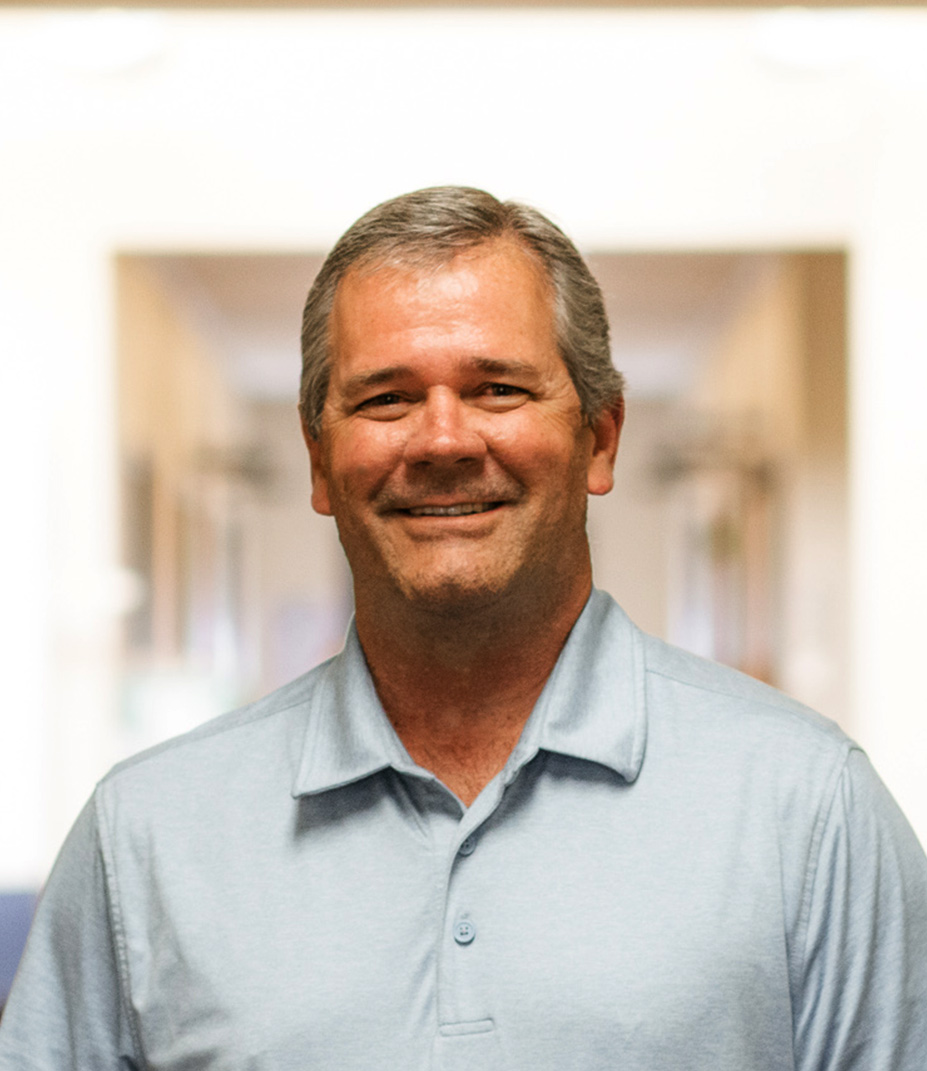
[794,746,927,1070]
[0,793,141,1070]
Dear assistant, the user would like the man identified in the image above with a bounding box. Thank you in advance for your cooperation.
[1,186,925,1068]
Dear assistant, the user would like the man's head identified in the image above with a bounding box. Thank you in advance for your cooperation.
[299,186,624,439]
[300,187,625,618]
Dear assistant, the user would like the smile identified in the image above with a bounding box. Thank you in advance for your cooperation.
[404,502,501,517]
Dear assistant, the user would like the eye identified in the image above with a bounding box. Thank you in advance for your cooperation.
[354,392,411,419]
[357,392,402,409]
[478,382,530,409]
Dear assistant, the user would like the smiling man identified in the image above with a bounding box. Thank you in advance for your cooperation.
[303,230,621,803]
[1,187,926,1069]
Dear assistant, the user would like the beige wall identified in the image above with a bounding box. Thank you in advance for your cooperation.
[592,255,850,728]
[589,400,674,640]
[115,259,260,749]
[249,401,351,695]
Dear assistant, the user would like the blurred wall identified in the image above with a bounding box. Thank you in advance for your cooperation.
[2,8,927,882]
[116,258,259,751]
[590,253,848,721]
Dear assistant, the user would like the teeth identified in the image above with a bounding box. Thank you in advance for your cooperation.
[407,503,497,517]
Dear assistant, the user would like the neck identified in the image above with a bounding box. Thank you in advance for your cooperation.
[354,570,592,805]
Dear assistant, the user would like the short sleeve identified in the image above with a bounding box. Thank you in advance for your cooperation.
[0,794,140,1070]
[794,747,927,1070]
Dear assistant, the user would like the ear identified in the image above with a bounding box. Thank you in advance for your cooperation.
[301,416,333,517]
[586,396,624,497]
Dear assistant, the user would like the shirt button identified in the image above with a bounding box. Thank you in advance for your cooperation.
[458,835,477,856]
[453,919,476,945]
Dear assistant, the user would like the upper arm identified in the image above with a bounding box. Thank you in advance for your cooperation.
[794,748,927,1070]
[0,793,141,1070]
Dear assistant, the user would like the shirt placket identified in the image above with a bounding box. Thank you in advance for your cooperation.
[429,780,513,1071]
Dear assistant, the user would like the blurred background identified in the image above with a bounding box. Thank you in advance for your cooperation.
[2,1,927,1005]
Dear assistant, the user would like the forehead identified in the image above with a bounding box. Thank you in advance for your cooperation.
[328,238,556,357]
[342,234,551,297]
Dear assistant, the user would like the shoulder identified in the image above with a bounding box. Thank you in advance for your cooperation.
[595,619,861,837]
[96,657,336,818]
[638,628,851,754]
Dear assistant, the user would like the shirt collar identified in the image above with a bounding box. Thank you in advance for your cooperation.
[292,622,420,797]
[503,588,647,785]
[291,588,647,798]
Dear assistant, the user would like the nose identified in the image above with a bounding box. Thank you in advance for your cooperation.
[402,388,487,467]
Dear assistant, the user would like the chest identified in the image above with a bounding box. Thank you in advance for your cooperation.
[117,763,799,1071]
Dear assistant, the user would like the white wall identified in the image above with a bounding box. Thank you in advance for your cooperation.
[2,8,927,881]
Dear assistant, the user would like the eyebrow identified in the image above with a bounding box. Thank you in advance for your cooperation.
[341,366,407,395]
[469,357,540,378]
[340,357,541,396]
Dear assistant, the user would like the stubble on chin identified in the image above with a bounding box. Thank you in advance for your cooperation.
[383,547,515,616]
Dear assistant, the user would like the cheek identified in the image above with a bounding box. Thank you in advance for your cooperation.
[491,419,587,481]
[327,428,405,499]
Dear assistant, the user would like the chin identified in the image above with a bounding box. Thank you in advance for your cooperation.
[395,568,515,615]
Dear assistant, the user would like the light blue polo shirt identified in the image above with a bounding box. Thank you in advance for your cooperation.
[2,590,926,1069]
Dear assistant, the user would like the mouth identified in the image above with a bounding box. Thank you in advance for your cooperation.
[403,502,503,517]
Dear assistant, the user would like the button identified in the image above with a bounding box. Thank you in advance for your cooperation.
[453,919,476,945]
[458,835,477,856]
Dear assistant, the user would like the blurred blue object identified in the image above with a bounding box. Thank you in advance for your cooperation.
[0,892,38,1007]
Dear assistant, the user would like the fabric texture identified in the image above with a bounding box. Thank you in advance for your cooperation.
[1,590,926,1069]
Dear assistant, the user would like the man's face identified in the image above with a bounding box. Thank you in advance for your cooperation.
[306,238,618,613]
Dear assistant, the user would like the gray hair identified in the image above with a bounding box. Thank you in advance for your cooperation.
[299,186,625,438]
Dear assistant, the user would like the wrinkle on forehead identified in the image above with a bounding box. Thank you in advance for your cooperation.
[328,238,560,380]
